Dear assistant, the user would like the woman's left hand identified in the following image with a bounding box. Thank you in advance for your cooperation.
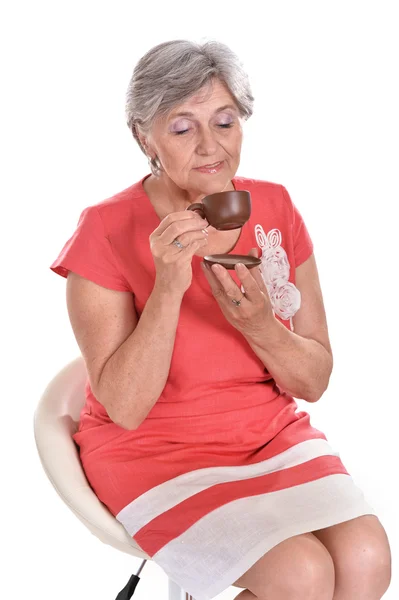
[201,248,276,339]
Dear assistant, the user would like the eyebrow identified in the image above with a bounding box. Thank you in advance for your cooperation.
[171,104,238,118]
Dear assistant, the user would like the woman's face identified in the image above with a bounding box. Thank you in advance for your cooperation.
[144,79,243,196]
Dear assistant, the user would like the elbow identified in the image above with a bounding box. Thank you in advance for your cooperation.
[305,389,324,403]
[305,373,332,403]
[109,408,141,431]
[94,385,142,430]
[95,396,140,430]
[95,382,162,430]
[111,413,140,430]
[279,380,329,404]
[306,354,333,403]
[279,381,327,404]
[107,399,154,431]
[111,392,162,430]
[116,419,139,431]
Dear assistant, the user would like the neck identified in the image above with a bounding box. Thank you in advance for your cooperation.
[145,173,235,212]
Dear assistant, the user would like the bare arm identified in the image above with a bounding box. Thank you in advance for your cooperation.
[242,253,333,402]
[66,273,183,429]
[202,251,333,403]
[244,319,333,403]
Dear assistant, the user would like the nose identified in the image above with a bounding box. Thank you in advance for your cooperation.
[196,126,218,156]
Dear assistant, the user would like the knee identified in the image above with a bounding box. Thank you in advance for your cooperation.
[287,542,335,600]
[332,521,392,597]
[258,534,335,600]
[356,536,392,596]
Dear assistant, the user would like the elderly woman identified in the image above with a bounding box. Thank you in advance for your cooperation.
[51,40,391,600]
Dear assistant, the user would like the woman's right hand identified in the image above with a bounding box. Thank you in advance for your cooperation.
[150,210,209,296]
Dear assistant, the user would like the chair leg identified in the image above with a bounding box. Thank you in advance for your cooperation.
[168,578,196,600]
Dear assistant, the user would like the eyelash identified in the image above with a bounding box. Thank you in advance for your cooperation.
[175,123,234,136]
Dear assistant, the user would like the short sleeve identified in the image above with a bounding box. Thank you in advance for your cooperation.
[50,206,131,291]
[281,185,314,268]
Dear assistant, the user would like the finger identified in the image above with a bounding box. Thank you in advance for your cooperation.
[201,262,225,296]
[153,211,207,238]
[208,263,245,303]
[242,248,268,296]
[171,238,207,260]
[176,228,209,247]
[182,237,208,257]
[159,215,209,245]
[250,265,268,295]
[234,262,266,302]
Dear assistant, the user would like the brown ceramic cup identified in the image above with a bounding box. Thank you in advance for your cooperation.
[186,190,251,230]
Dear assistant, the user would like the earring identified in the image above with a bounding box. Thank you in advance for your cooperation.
[154,156,161,170]
[147,155,162,176]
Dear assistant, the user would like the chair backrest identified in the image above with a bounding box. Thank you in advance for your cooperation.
[34,356,150,560]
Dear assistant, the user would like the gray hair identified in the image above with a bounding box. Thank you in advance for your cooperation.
[126,40,254,175]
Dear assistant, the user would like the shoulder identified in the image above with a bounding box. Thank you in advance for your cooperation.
[96,178,147,217]
[80,177,148,234]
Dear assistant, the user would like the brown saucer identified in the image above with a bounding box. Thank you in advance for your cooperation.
[203,254,262,270]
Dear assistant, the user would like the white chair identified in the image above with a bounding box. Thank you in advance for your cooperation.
[34,356,195,600]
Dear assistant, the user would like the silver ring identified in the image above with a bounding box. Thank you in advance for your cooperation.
[231,297,243,306]
[172,239,184,249]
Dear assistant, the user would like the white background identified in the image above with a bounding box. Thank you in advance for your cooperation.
[1,1,398,598]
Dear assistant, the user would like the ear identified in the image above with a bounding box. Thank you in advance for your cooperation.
[138,135,150,156]
[136,128,155,159]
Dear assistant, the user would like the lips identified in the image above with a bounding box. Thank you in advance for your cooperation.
[196,161,222,169]
[194,161,224,173]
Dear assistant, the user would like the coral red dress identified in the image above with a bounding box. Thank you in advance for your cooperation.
[51,175,375,600]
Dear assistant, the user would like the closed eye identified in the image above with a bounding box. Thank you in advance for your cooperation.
[174,123,233,135]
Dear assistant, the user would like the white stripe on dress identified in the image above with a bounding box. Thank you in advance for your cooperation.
[154,473,375,600]
[116,438,339,536]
